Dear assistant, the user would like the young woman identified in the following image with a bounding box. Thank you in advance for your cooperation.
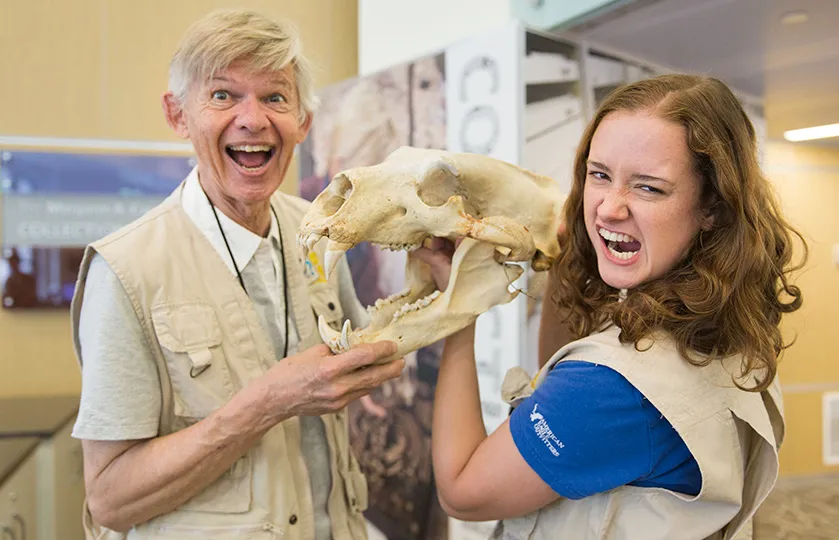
[417,74,805,539]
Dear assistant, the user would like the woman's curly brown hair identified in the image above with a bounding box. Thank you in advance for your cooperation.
[550,74,807,391]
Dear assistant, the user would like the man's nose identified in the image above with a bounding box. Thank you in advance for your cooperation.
[235,96,270,132]
[598,188,630,221]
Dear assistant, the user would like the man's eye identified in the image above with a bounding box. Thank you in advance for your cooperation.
[211,90,229,100]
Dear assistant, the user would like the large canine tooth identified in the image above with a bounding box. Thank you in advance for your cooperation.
[341,319,352,349]
[306,233,321,252]
[318,315,345,352]
[324,239,353,279]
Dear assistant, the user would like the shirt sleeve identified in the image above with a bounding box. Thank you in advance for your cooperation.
[509,361,654,500]
[72,254,162,441]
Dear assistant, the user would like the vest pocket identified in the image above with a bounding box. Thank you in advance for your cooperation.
[151,302,235,419]
[343,467,369,513]
[140,520,274,539]
[308,283,344,329]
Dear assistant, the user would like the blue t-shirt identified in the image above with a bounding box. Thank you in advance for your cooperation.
[509,361,702,500]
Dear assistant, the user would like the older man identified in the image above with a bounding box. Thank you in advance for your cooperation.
[70,9,402,539]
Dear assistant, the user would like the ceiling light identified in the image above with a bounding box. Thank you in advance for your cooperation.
[783,123,839,142]
[781,10,809,25]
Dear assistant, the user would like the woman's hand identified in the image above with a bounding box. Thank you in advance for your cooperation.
[414,222,564,293]
[412,237,457,291]
[556,221,567,243]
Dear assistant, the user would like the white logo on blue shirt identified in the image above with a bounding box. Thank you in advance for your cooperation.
[530,403,565,456]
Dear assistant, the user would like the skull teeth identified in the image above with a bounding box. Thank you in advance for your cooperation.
[296,232,323,251]
[374,242,421,252]
[318,316,352,353]
[391,290,441,321]
[368,288,412,314]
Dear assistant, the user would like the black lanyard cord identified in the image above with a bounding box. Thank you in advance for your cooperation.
[205,189,290,359]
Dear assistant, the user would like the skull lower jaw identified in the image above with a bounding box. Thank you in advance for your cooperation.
[318,238,523,362]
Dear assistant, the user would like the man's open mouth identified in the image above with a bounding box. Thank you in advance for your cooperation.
[225,144,276,171]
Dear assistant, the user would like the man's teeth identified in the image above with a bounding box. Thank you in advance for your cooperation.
[392,291,441,321]
[228,144,273,152]
[598,227,635,243]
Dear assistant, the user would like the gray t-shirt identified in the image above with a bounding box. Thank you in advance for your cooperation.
[73,244,368,540]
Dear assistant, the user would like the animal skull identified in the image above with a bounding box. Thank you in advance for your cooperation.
[298,146,566,363]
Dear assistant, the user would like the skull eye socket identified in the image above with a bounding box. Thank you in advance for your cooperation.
[417,160,461,207]
[322,173,353,215]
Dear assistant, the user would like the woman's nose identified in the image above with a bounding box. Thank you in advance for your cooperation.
[598,188,630,221]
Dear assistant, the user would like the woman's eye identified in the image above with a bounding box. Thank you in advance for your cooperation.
[268,94,287,104]
[211,90,229,101]
[588,171,609,181]
[639,185,664,194]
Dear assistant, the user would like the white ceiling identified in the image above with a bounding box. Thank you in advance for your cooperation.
[563,0,839,140]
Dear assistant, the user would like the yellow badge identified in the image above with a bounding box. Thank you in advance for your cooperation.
[304,250,327,284]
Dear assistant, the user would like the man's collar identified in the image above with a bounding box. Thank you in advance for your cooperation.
[180,167,280,276]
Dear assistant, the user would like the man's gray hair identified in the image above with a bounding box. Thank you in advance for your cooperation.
[168,9,318,123]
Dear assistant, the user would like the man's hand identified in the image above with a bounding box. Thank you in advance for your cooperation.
[254,340,405,421]
[80,340,402,532]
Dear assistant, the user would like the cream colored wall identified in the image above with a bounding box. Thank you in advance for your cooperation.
[0,0,358,398]
[764,140,839,476]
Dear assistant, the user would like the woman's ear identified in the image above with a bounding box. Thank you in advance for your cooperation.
[700,211,715,231]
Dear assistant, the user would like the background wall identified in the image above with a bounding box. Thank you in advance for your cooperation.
[0,0,359,398]
[358,0,510,75]
[764,140,839,476]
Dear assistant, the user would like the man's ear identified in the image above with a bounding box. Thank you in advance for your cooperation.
[296,111,314,144]
[162,92,190,139]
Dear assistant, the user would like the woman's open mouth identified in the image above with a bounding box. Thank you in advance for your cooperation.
[225,144,276,172]
[598,227,641,261]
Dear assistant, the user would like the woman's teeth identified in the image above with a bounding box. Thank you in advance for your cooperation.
[598,227,635,243]
[608,244,637,260]
[599,227,640,260]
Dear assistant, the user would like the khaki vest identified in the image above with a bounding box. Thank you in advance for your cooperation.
[70,187,369,540]
[497,325,784,540]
